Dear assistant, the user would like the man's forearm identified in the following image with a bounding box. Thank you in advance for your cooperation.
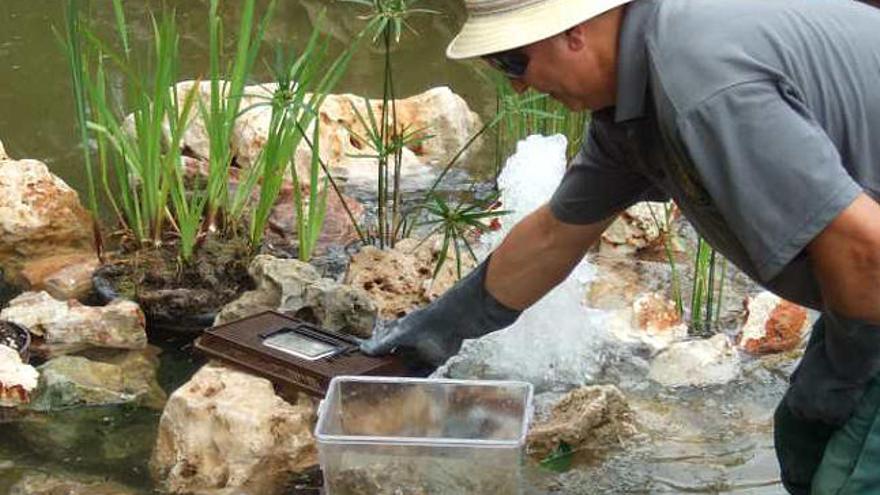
[486,204,613,310]
[808,193,880,324]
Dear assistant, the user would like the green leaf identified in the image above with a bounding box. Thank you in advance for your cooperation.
[539,442,574,473]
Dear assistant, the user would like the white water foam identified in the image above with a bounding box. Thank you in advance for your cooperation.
[436,135,608,392]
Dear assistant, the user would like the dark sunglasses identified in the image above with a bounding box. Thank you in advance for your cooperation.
[483,49,529,79]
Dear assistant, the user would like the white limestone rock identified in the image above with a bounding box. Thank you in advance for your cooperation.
[0,344,38,407]
[215,255,376,337]
[0,160,93,282]
[28,349,165,411]
[738,291,810,355]
[0,291,147,357]
[151,362,318,495]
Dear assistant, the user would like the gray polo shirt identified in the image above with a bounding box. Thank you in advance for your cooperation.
[550,0,880,309]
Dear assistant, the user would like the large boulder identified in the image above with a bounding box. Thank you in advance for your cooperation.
[214,255,376,336]
[151,362,318,495]
[0,344,38,408]
[527,385,638,459]
[0,292,147,357]
[17,252,99,301]
[346,238,472,319]
[9,472,138,495]
[28,348,165,411]
[173,82,481,188]
[0,159,93,282]
[738,291,810,355]
[648,334,741,387]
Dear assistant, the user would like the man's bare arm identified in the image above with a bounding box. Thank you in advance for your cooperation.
[807,192,880,323]
[487,204,614,310]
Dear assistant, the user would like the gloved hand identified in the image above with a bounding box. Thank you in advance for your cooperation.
[786,311,880,426]
[359,257,521,367]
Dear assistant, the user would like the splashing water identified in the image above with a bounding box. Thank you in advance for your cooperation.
[436,135,608,392]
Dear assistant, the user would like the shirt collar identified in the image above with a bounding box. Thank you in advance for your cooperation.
[614,0,656,123]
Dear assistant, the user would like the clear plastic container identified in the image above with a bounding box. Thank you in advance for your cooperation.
[315,375,534,495]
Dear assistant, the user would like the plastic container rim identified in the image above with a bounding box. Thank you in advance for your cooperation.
[315,375,534,448]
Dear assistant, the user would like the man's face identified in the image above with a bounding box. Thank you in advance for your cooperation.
[488,14,620,112]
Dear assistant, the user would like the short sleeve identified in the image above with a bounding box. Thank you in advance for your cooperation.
[550,111,660,224]
[676,80,862,281]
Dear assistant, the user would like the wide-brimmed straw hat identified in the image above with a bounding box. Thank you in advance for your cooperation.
[447,0,635,59]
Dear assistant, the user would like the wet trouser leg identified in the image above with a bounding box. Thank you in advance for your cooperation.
[775,314,880,494]
[811,378,880,494]
[775,321,838,494]
[775,397,838,494]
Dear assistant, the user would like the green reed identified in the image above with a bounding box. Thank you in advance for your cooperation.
[239,21,362,259]
[73,2,190,249]
[648,203,728,334]
[689,237,729,335]
[59,0,103,256]
[202,0,274,233]
[343,0,436,248]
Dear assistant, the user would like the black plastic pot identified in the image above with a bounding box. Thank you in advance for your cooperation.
[93,265,217,336]
[0,320,31,363]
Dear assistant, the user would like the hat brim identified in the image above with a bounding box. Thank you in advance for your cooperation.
[446,0,635,60]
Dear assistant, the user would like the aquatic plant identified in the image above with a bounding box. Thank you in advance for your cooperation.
[647,203,727,334]
[59,0,101,256]
[62,1,362,263]
[201,0,274,235]
[417,191,509,279]
[73,1,191,251]
[689,237,727,335]
[343,0,437,248]
[240,28,363,260]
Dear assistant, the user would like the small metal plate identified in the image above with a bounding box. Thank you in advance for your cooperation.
[194,311,408,397]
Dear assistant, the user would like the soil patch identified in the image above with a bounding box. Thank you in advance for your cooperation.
[95,236,255,331]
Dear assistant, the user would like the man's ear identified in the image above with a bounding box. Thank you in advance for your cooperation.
[563,23,587,51]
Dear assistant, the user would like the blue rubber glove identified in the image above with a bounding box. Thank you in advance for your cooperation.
[359,258,521,367]
[786,311,880,426]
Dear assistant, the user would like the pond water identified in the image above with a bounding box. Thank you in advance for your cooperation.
[0,2,792,494]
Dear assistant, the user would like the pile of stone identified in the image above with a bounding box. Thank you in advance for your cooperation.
[0,144,158,413]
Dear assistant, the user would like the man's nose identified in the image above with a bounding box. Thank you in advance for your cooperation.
[510,79,529,94]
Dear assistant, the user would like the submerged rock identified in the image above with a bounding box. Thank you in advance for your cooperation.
[0,291,146,357]
[8,472,138,495]
[738,292,809,355]
[527,385,637,460]
[346,238,472,320]
[214,255,376,336]
[586,256,674,311]
[28,348,165,411]
[631,292,683,333]
[17,252,99,301]
[0,344,38,408]
[12,403,159,471]
[648,334,741,387]
[0,159,93,283]
[151,362,317,495]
